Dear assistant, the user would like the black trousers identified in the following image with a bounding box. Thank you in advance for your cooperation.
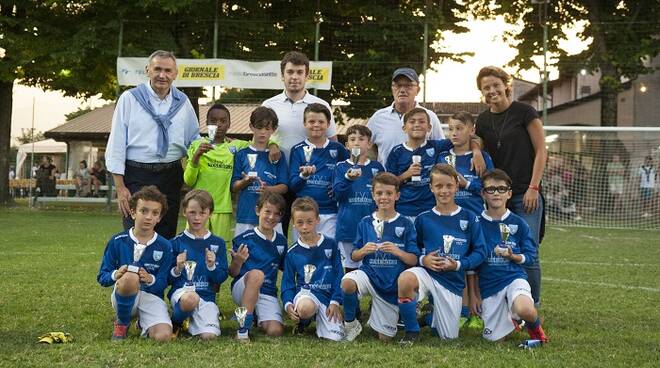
[121,162,183,239]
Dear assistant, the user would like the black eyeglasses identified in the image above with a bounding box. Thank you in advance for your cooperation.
[483,186,510,194]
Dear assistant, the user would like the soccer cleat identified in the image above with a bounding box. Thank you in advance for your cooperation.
[236,330,250,343]
[111,321,128,341]
[466,315,484,331]
[171,323,182,340]
[512,318,525,332]
[527,324,548,343]
[343,319,363,342]
[398,331,419,347]
[293,319,313,335]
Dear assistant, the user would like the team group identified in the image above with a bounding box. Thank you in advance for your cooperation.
[97,50,548,346]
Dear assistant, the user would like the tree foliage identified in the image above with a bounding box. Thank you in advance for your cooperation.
[470,0,660,126]
[15,128,45,145]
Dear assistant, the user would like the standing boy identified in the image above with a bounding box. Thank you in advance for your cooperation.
[342,172,419,341]
[289,103,349,239]
[97,186,173,341]
[332,125,384,271]
[468,169,547,343]
[232,106,289,236]
[282,197,345,341]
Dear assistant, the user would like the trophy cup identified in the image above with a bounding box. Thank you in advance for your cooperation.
[235,306,249,340]
[411,155,422,181]
[441,235,454,257]
[348,147,361,176]
[372,218,384,244]
[495,223,510,256]
[444,154,456,168]
[183,260,197,291]
[303,145,314,165]
[206,124,218,145]
[127,243,146,273]
[301,264,316,295]
[247,153,258,178]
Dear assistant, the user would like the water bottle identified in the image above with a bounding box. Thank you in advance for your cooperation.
[519,339,543,349]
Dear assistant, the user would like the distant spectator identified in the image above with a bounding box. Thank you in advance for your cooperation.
[36,156,57,197]
[74,160,91,197]
[9,167,15,181]
[90,159,108,196]
[607,154,625,214]
[639,156,656,218]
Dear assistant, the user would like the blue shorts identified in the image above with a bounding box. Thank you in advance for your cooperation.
[640,188,653,200]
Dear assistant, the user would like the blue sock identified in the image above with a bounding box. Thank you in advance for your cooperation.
[115,293,137,326]
[240,313,254,333]
[398,299,420,333]
[343,291,359,322]
[424,312,434,327]
[172,302,193,325]
[461,306,470,318]
[527,317,541,329]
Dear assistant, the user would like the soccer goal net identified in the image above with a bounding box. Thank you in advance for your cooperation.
[542,126,660,230]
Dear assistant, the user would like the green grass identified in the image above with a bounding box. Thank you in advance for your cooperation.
[1,207,659,367]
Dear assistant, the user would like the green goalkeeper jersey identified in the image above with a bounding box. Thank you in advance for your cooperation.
[184,138,250,214]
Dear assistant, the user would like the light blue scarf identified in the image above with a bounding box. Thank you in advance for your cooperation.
[130,83,188,158]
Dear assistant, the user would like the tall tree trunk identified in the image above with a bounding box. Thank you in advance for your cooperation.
[599,70,620,127]
[0,80,14,206]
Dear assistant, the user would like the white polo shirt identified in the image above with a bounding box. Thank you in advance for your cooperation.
[367,102,445,167]
[262,90,337,159]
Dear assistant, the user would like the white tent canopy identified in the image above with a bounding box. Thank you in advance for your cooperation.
[15,139,67,178]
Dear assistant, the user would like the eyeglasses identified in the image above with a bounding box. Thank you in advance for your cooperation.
[392,83,418,90]
[483,186,510,194]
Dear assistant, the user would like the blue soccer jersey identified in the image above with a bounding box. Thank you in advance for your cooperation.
[415,207,487,296]
[168,230,229,303]
[281,235,344,307]
[476,210,537,299]
[231,228,288,298]
[333,159,385,242]
[354,213,419,304]
[289,139,349,214]
[437,149,494,215]
[97,229,173,299]
[232,146,289,224]
[386,139,452,216]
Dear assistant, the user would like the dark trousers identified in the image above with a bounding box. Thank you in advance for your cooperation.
[122,162,183,239]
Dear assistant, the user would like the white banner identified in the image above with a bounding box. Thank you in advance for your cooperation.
[117,57,332,90]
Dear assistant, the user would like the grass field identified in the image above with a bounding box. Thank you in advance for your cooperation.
[0,207,658,367]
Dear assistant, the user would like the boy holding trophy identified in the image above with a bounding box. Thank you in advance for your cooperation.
[332,125,385,272]
[230,192,289,341]
[168,189,229,340]
[468,169,547,345]
[281,197,345,341]
[96,186,173,341]
[397,164,487,345]
[231,106,289,237]
[288,103,349,239]
[341,172,419,342]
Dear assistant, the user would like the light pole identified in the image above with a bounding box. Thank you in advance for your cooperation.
[532,0,549,123]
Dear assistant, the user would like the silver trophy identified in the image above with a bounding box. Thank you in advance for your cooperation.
[247,153,258,178]
[235,306,249,340]
[206,124,218,144]
[302,264,316,295]
[183,260,197,291]
[495,223,511,256]
[348,147,362,176]
[303,145,314,165]
[444,154,456,168]
[411,155,422,182]
[372,218,384,242]
[127,243,146,273]
[441,235,455,256]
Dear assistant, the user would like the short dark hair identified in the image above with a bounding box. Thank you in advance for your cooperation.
[129,185,168,214]
[250,106,279,130]
[372,172,399,192]
[304,103,332,124]
[449,111,475,126]
[182,189,214,213]
[79,160,87,168]
[403,107,430,125]
[291,196,319,218]
[280,51,310,74]
[430,163,458,184]
[345,124,372,140]
[207,103,231,121]
[481,168,512,187]
[256,191,287,215]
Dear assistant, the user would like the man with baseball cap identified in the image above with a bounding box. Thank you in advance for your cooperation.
[366,67,445,167]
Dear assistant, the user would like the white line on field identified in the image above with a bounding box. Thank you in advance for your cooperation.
[544,277,660,293]
[0,251,97,255]
[543,260,657,267]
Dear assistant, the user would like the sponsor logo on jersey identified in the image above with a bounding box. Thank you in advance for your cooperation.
[509,224,518,234]
[229,146,237,154]
[329,149,337,158]
[325,249,332,259]
[426,147,435,157]
[395,226,405,237]
[210,244,220,253]
[277,246,285,255]
[460,220,468,230]
[152,250,163,261]
[372,168,379,176]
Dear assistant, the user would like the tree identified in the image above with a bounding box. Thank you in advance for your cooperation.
[64,107,93,121]
[471,0,660,127]
[15,128,45,145]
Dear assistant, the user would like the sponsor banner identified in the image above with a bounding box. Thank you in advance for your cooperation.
[117,57,332,90]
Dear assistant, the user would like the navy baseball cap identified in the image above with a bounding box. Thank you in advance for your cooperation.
[392,67,419,83]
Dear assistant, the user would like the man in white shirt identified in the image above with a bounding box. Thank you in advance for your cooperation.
[367,68,445,167]
[262,51,338,237]
[106,50,200,238]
